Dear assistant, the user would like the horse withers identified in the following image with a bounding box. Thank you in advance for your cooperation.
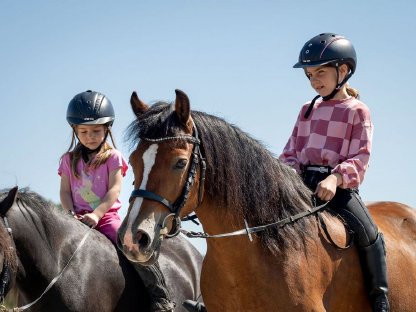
[118,89,416,312]
[0,187,202,312]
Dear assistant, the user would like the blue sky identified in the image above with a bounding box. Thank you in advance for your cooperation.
[1,1,415,255]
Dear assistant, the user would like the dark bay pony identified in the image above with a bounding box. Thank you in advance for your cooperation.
[0,187,202,312]
[118,89,416,312]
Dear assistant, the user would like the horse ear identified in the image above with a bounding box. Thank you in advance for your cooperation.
[0,186,18,215]
[130,91,149,117]
[174,89,191,128]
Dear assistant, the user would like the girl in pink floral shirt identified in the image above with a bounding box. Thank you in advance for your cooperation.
[280,33,389,312]
[59,90,175,312]
[59,91,127,244]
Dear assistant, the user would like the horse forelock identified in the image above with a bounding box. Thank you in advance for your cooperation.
[126,103,315,254]
[126,102,184,148]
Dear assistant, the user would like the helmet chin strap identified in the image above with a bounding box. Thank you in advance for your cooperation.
[304,65,353,119]
[80,143,104,163]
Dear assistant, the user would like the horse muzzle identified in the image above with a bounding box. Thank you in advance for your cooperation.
[117,216,166,264]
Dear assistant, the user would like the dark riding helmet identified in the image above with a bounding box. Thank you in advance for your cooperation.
[293,33,357,74]
[66,90,115,126]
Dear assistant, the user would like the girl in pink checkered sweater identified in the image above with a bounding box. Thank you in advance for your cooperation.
[280,33,389,312]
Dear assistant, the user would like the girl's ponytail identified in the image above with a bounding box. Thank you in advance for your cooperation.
[346,84,360,99]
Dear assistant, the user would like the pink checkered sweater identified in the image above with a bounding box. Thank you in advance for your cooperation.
[279,97,373,189]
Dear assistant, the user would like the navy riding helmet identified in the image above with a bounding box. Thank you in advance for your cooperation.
[66,90,115,126]
[293,33,356,73]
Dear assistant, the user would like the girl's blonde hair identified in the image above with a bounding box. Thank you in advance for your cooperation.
[346,84,360,99]
[64,126,117,178]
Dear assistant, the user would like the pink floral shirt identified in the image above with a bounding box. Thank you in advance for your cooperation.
[279,97,373,189]
[58,149,128,214]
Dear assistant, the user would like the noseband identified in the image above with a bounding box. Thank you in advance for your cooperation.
[129,123,206,238]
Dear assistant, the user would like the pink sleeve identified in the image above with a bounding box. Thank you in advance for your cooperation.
[332,106,373,189]
[279,112,302,173]
[58,153,71,176]
[107,149,129,177]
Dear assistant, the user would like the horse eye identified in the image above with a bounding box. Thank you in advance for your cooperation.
[175,159,188,169]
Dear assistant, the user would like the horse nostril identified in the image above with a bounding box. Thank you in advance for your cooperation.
[136,230,150,248]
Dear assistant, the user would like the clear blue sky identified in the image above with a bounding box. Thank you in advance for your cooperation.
[1,1,415,255]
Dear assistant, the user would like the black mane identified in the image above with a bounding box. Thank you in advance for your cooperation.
[0,188,59,273]
[126,102,315,254]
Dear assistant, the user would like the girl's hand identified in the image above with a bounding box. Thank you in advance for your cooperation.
[79,212,100,228]
[316,173,342,201]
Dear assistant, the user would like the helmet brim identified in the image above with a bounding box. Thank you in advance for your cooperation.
[67,116,115,126]
[293,59,336,69]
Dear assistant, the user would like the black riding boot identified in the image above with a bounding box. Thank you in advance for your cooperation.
[359,233,390,312]
[183,299,207,312]
[133,262,176,312]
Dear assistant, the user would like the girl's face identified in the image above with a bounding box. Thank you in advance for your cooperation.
[305,64,349,98]
[75,124,107,150]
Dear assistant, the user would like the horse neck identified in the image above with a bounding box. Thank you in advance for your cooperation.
[11,203,69,279]
[195,198,240,235]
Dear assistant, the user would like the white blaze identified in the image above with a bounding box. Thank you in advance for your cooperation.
[127,144,159,228]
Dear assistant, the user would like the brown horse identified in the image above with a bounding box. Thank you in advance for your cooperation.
[118,89,416,312]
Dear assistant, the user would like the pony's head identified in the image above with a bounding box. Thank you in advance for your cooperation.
[117,90,205,265]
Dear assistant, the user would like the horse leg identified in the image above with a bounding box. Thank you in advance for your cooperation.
[132,261,176,312]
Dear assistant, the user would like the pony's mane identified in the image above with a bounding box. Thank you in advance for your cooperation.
[126,102,315,254]
[0,188,57,272]
[0,188,56,218]
[15,188,58,218]
[0,188,65,245]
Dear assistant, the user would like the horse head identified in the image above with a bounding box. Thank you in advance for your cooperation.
[117,90,205,265]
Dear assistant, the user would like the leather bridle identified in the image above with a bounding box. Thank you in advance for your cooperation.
[129,123,206,238]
